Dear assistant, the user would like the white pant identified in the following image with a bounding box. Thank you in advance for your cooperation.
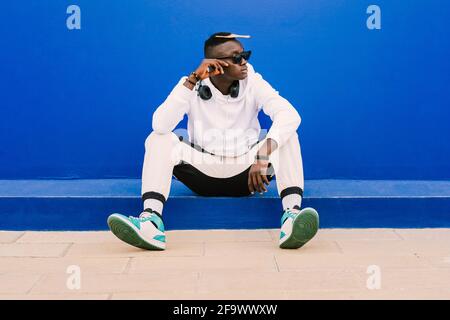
[141,131,304,204]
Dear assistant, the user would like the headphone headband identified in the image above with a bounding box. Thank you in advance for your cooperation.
[197,80,240,100]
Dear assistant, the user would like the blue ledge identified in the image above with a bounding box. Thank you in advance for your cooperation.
[1,179,450,230]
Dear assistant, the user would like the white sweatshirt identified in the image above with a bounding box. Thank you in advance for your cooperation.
[152,63,301,157]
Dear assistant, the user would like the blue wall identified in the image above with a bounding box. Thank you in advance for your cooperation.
[1,0,449,180]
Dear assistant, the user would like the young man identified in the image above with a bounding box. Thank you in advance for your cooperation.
[107,32,319,250]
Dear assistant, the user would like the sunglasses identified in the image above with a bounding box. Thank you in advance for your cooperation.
[216,50,252,64]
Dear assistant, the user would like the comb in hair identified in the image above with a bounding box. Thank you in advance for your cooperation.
[214,33,251,39]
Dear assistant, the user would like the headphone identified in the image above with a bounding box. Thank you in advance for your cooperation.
[197,80,240,100]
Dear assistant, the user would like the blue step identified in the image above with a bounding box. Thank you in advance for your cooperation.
[0,179,450,230]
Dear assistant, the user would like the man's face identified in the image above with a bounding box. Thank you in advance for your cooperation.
[208,40,248,80]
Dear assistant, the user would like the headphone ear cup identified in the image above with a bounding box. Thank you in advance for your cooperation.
[197,82,212,100]
[230,80,240,98]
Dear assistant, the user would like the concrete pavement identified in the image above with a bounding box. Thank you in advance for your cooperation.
[0,228,449,299]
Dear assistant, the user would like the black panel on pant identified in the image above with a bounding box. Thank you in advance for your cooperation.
[173,162,274,197]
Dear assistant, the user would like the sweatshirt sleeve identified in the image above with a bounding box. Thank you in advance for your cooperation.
[253,72,301,147]
[151,76,196,134]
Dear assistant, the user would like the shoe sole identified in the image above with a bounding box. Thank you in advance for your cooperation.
[107,215,165,251]
[280,208,319,249]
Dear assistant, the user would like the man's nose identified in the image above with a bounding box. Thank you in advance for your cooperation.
[240,58,247,66]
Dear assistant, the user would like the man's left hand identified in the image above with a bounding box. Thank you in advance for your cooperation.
[248,159,271,194]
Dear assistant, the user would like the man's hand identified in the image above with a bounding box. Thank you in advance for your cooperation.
[248,138,278,194]
[194,59,229,80]
[248,159,271,194]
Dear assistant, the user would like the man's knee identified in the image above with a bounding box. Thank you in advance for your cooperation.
[284,132,300,148]
[144,131,179,150]
[289,131,299,141]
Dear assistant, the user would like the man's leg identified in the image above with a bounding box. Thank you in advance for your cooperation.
[107,131,188,250]
[108,130,227,250]
[265,132,319,249]
[141,131,183,215]
[269,132,304,210]
[141,131,227,209]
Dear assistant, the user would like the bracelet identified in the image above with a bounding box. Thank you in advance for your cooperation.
[186,77,197,86]
[255,154,270,161]
[189,71,201,82]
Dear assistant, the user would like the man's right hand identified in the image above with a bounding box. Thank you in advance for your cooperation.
[194,59,229,80]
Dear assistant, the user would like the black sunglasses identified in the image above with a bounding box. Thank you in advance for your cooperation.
[216,50,252,64]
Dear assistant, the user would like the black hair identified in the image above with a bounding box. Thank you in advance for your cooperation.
[204,32,241,58]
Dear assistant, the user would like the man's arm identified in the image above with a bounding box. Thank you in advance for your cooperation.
[256,138,278,158]
[151,77,196,134]
[152,59,229,134]
[247,71,301,193]
[248,137,278,194]
[253,72,301,149]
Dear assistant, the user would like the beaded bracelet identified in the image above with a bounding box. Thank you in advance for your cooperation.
[190,71,201,82]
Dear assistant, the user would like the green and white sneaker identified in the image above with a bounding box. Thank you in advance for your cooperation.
[279,206,319,249]
[107,209,166,250]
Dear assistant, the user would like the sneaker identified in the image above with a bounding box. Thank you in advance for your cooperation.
[107,209,166,250]
[279,206,319,249]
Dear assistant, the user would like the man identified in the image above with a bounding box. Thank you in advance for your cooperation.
[107,32,319,250]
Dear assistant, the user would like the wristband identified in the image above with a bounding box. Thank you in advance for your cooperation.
[255,154,270,161]
[186,77,197,85]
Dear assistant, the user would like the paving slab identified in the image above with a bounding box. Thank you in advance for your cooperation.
[315,228,402,241]
[166,229,273,243]
[30,272,199,295]
[196,270,363,293]
[0,293,110,300]
[0,243,71,258]
[204,240,341,257]
[16,231,118,244]
[129,256,277,273]
[65,241,204,258]
[0,257,130,274]
[0,274,42,294]
[274,254,431,270]
[0,231,24,243]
